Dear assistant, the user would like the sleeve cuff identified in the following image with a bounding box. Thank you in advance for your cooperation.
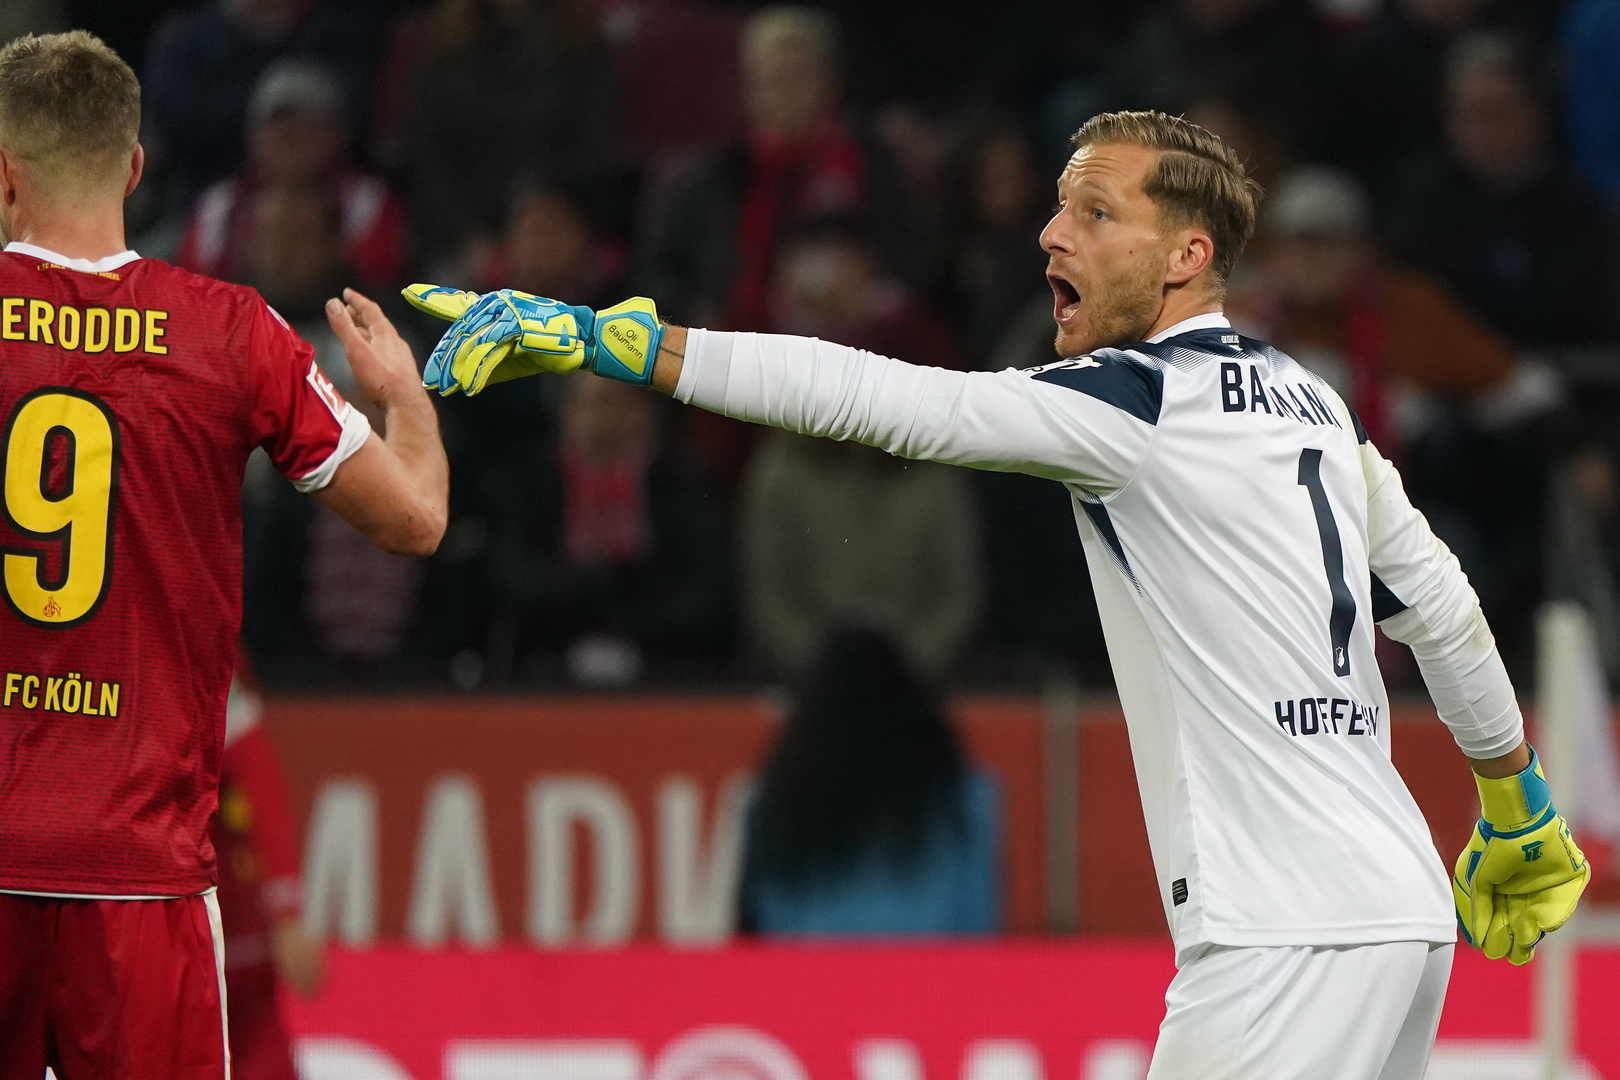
[292,405,372,493]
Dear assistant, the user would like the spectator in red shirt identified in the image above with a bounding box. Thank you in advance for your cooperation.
[175,59,408,290]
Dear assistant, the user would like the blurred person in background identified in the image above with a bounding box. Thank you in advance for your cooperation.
[1095,0,1328,160]
[1565,0,1620,227]
[738,627,1001,935]
[1386,31,1612,346]
[639,6,913,331]
[406,0,612,278]
[739,222,981,680]
[240,185,425,673]
[943,119,1052,368]
[768,217,963,369]
[217,655,325,1080]
[144,0,380,212]
[1323,0,1526,195]
[1233,165,1560,676]
[175,59,407,289]
[486,376,730,685]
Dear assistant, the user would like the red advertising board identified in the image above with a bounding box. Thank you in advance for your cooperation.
[285,944,1620,1080]
[264,694,1534,943]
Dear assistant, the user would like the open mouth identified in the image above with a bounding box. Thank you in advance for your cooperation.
[1049,274,1081,324]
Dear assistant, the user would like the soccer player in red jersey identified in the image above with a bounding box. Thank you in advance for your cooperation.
[0,32,448,1078]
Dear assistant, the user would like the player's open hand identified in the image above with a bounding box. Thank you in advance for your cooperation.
[327,288,425,412]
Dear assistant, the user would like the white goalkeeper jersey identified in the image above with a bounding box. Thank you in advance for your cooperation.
[676,313,1526,962]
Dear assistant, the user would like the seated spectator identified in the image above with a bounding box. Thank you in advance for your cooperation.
[1385,32,1612,345]
[406,0,613,275]
[738,627,1001,936]
[942,120,1052,367]
[769,218,963,370]
[1564,0,1620,206]
[175,60,408,289]
[486,377,731,685]
[639,6,912,331]
[144,0,380,210]
[1233,165,1562,677]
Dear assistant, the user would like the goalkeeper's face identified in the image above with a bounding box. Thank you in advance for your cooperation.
[1041,142,1180,358]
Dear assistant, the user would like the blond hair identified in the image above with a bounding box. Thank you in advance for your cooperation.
[0,31,140,190]
[1072,110,1262,289]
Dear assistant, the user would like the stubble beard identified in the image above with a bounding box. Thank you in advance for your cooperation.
[1054,251,1163,358]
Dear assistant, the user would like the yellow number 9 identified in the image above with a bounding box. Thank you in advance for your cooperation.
[2,389,119,627]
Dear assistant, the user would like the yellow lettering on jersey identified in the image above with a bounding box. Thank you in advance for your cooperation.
[113,307,140,352]
[28,299,54,345]
[84,307,110,353]
[0,300,174,355]
[57,305,81,350]
[144,309,168,354]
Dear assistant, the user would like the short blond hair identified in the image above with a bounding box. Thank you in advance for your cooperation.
[0,31,140,188]
[1072,110,1262,289]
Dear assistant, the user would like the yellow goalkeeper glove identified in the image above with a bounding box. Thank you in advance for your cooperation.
[1452,746,1589,965]
[403,284,662,396]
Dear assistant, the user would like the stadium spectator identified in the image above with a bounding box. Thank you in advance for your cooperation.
[240,186,425,668]
[174,60,407,289]
[1230,166,1559,453]
[739,428,982,679]
[1564,0,1620,206]
[738,627,1001,935]
[1094,0,1329,161]
[1385,32,1612,346]
[769,218,964,369]
[638,6,912,330]
[405,0,613,275]
[1322,0,1515,195]
[144,0,380,210]
[477,183,625,303]
[943,120,1052,367]
[485,377,730,684]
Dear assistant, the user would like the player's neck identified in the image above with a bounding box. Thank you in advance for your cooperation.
[6,201,130,262]
[1146,294,1224,341]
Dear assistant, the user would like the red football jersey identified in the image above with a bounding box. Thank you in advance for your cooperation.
[0,243,369,896]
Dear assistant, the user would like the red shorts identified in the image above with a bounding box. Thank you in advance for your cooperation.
[0,891,228,1080]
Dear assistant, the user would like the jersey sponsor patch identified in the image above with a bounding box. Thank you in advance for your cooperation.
[305,361,351,424]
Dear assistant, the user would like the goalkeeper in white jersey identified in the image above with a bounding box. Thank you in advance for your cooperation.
[405,110,1589,1080]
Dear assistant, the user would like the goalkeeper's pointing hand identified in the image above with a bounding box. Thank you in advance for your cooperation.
[1453,746,1589,965]
[403,284,663,396]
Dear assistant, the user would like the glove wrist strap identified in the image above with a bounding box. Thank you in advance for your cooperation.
[1475,745,1553,831]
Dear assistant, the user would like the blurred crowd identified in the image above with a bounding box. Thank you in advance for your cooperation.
[27,0,1620,690]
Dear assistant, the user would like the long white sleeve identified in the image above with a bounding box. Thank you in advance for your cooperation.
[1362,443,1525,758]
[675,329,1160,495]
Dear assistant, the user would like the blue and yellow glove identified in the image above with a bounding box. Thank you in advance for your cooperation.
[1452,746,1589,965]
[403,284,663,396]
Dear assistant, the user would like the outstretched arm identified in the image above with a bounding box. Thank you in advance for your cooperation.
[316,290,449,556]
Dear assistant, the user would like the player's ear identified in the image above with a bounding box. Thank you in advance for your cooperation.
[123,144,145,199]
[1165,228,1214,287]
[0,148,17,207]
